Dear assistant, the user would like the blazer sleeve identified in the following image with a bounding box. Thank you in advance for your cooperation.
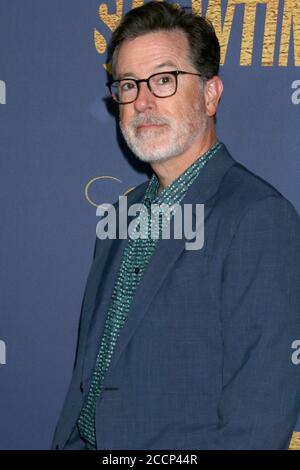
[206,195,300,449]
[72,236,99,371]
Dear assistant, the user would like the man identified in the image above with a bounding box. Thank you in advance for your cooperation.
[52,2,300,449]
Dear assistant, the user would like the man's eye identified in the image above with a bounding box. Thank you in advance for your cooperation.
[120,82,135,92]
[157,75,172,85]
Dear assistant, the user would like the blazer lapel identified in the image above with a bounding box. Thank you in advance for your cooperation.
[81,181,148,384]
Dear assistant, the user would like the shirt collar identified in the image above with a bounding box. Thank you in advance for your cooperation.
[143,141,223,208]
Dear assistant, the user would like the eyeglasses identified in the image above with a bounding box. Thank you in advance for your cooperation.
[106,70,203,104]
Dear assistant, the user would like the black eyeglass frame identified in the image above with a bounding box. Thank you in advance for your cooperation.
[106,70,203,104]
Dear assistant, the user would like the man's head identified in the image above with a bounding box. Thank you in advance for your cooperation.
[107,1,223,164]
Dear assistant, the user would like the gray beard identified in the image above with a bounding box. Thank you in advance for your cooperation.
[119,104,208,163]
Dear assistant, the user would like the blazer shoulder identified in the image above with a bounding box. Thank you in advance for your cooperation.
[110,179,149,208]
[213,154,300,250]
[219,158,298,217]
[125,179,149,201]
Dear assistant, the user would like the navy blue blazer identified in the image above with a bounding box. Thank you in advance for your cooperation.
[52,143,300,450]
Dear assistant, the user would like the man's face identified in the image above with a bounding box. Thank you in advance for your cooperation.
[116,30,210,163]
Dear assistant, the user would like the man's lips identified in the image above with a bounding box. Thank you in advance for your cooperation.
[136,123,165,130]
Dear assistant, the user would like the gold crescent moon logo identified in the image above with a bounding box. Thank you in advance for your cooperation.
[84,175,135,207]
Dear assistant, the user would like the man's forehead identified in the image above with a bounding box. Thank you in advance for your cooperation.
[116,30,190,78]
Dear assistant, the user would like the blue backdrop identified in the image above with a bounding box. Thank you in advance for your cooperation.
[0,0,299,449]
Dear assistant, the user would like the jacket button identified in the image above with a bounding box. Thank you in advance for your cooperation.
[80,382,84,393]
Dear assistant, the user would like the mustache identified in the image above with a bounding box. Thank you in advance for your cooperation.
[130,114,170,128]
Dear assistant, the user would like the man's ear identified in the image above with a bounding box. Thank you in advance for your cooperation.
[204,76,223,117]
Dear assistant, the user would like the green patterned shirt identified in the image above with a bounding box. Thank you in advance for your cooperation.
[77,141,222,449]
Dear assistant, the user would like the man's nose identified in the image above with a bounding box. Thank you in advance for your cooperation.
[133,82,156,112]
